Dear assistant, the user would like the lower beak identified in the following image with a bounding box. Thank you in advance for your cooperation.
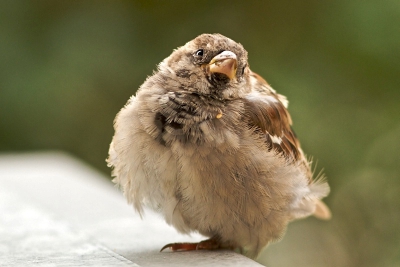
[208,51,238,80]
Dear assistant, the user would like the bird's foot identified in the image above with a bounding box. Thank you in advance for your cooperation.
[160,238,223,252]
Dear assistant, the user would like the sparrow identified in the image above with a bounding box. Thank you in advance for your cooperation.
[107,33,331,259]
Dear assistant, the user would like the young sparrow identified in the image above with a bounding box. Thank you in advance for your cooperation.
[107,33,330,259]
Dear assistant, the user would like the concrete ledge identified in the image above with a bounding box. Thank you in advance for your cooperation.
[0,152,263,266]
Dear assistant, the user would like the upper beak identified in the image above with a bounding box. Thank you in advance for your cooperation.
[207,51,238,80]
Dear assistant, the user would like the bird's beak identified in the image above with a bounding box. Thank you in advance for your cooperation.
[207,51,238,80]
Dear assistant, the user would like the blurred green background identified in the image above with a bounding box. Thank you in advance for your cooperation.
[1,1,399,266]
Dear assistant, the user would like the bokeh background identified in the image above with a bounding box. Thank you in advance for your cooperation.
[1,1,399,266]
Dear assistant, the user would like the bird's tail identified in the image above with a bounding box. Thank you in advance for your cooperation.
[313,199,332,220]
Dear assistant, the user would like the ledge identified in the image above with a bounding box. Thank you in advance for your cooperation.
[0,151,263,266]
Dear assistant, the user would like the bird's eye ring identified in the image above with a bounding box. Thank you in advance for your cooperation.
[195,49,204,57]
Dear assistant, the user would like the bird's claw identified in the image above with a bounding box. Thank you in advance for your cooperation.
[160,242,199,252]
[160,238,225,253]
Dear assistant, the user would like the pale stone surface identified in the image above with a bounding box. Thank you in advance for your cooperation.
[0,152,263,266]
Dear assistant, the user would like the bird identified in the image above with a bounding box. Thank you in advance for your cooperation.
[107,33,331,259]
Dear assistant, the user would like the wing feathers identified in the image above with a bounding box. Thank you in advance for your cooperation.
[244,72,301,161]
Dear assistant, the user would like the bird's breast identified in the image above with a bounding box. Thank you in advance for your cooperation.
[154,92,243,149]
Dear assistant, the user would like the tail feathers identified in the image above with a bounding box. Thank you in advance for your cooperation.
[313,200,332,220]
[308,174,331,220]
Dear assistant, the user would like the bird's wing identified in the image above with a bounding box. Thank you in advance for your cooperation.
[243,71,302,162]
[243,71,331,220]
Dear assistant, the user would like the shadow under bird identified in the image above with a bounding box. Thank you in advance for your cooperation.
[107,33,331,259]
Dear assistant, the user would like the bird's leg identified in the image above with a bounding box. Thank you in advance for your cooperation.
[160,237,227,252]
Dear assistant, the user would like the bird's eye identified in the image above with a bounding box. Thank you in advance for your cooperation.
[195,49,204,57]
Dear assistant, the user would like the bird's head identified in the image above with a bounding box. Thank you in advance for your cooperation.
[158,33,251,100]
